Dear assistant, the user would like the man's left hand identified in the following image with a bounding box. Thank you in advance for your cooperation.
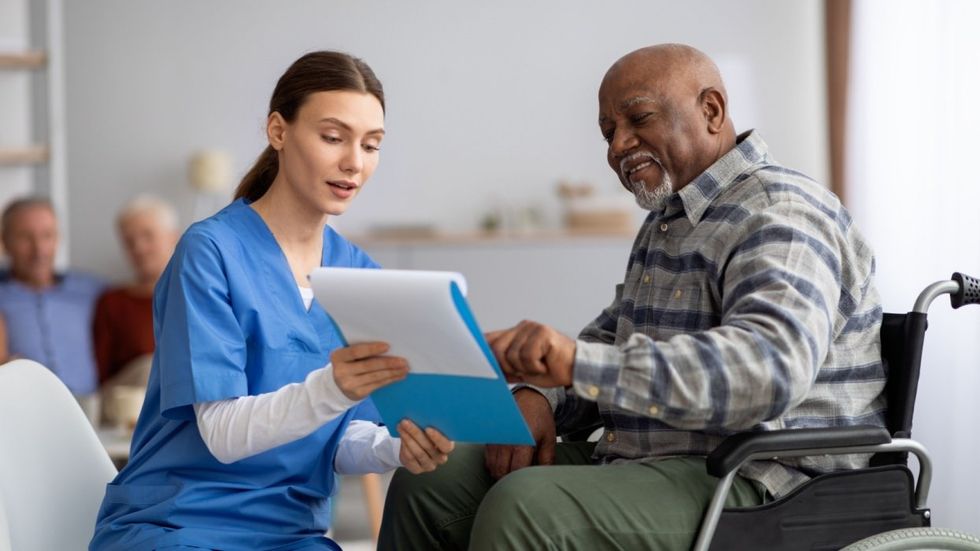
[486,320,575,387]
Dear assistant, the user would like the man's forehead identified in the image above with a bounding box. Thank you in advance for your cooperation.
[11,205,55,222]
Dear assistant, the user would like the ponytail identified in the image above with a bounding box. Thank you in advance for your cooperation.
[233,146,278,202]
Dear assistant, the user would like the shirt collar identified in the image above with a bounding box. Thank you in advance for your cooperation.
[667,130,769,226]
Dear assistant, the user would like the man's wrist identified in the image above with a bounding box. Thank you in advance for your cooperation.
[511,384,560,412]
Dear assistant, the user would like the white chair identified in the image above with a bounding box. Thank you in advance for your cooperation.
[0,359,117,551]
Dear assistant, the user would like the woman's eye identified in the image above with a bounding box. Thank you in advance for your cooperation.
[363,143,381,153]
[322,135,342,144]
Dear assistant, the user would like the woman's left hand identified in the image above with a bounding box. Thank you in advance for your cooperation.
[397,420,455,474]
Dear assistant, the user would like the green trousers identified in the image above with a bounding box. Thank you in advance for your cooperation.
[378,442,766,551]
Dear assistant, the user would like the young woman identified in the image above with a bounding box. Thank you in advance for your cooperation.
[90,51,454,550]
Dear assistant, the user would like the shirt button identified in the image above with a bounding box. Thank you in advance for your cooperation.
[587,385,600,398]
[673,289,683,299]
[659,223,669,232]
[606,431,616,442]
[642,274,652,284]
[648,405,660,416]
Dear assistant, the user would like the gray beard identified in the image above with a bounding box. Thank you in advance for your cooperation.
[630,172,673,211]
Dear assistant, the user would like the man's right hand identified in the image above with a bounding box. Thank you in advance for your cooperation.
[485,388,556,479]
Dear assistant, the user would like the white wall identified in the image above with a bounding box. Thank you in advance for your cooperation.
[60,0,828,279]
[848,0,980,532]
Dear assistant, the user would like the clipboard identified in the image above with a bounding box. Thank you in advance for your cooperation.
[310,268,534,445]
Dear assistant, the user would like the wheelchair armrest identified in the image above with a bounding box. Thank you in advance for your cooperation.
[705,426,892,478]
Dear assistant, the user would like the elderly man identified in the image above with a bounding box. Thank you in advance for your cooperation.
[379,44,884,550]
[0,197,105,395]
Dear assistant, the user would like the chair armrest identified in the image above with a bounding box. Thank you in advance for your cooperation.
[706,426,892,478]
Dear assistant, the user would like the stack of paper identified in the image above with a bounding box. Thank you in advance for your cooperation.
[310,268,533,445]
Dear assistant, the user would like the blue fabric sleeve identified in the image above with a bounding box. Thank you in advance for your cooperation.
[158,231,248,420]
[352,397,383,425]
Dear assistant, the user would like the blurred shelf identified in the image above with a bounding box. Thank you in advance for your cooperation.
[350,228,637,248]
[0,145,50,166]
[0,50,47,69]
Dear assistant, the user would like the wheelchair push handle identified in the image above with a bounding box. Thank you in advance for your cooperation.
[913,272,980,313]
[951,272,980,309]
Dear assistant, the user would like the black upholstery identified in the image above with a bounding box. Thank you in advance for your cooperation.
[707,466,929,551]
[871,312,928,468]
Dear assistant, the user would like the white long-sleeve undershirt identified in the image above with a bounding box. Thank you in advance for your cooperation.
[193,363,402,474]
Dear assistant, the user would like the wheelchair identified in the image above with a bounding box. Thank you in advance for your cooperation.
[690,272,980,550]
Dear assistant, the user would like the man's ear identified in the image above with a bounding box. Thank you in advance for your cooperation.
[699,88,727,135]
[267,112,287,151]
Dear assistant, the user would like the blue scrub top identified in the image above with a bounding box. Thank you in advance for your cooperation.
[91,199,382,551]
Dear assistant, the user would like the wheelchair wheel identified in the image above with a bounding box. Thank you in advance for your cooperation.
[842,527,980,550]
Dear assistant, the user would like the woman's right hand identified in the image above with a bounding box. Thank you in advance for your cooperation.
[330,342,409,401]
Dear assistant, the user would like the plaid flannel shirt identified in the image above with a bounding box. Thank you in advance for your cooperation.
[542,130,885,497]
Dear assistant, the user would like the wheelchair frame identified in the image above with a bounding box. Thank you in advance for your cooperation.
[693,274,978,551]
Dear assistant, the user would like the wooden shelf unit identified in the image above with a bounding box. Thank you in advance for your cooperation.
[0,51,47,69]
[0,145,50,166]
[350,227,637,248]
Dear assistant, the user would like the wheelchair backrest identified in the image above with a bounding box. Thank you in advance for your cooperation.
[879,312,928,440]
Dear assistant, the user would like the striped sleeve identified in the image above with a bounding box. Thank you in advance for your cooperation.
[572,197,844,431]
[578,283,625,345]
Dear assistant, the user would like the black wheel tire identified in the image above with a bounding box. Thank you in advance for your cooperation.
[842,527,980,551]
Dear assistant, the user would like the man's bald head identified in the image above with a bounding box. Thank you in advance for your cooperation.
[601,44,729,104]
[598,44,737,208]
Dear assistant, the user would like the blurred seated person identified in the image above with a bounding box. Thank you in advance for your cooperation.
[0,196,105,394]
[93,195,179,392]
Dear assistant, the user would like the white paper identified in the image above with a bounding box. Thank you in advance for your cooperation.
[309,268,497,379]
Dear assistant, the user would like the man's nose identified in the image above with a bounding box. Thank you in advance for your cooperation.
[609,128,639,160]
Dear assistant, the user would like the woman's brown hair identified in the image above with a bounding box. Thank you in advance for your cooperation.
[234,51,385,202]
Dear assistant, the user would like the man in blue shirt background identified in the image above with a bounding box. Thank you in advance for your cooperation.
[0,196,105,395]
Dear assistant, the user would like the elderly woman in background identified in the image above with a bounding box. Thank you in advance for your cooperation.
[93,195,179,392]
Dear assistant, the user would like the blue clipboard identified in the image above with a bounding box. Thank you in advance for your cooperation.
[313,269,534,445]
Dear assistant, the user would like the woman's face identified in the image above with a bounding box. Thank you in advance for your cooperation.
[271,90,385,216]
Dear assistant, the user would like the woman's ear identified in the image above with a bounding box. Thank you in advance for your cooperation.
[267,112,287,151]
[699,88,727,135]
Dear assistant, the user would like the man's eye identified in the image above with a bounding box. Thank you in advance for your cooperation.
[601,130,614,143]
[631,112,652,124]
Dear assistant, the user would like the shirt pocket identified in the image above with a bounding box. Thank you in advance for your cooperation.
[637,284,707,336]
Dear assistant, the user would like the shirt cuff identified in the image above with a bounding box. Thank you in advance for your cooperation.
[509,383,561,412]
[335,420,403,474]
[309,363,360,417]
[571,340,621,403]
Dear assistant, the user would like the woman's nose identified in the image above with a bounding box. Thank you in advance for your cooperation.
[339,146,363,175]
